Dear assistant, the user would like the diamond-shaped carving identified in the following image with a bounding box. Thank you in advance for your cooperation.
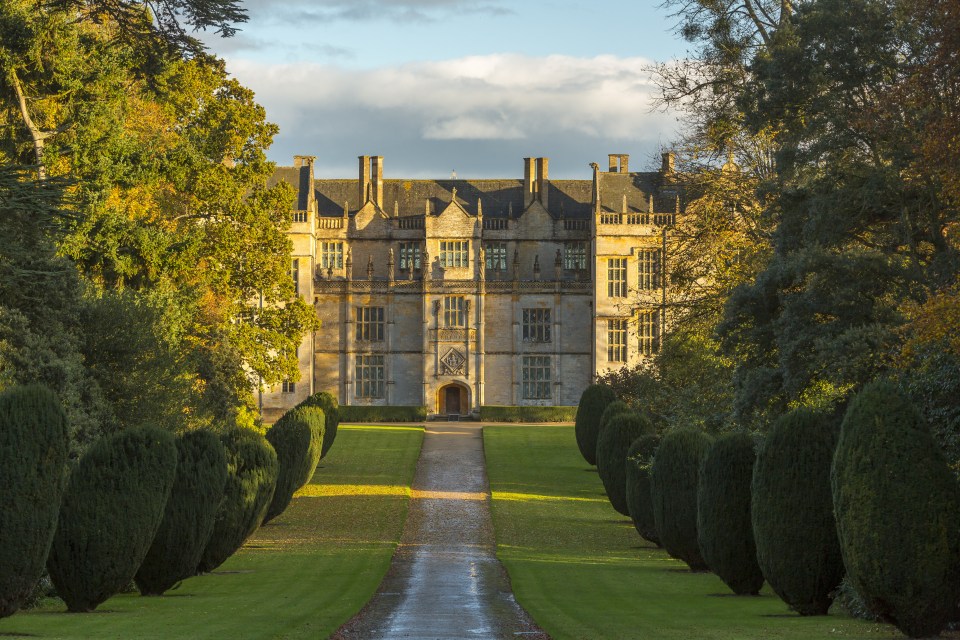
[440,348,466,376]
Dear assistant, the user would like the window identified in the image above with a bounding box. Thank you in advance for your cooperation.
[356,306,385,341]
[281,380,296,394]
[607,258,627,297]
[522,356,552,399]
[355,355,385,398]
[440,241,469,268]
[292,211,308,223]
[399,242,421,270]
[638,249,661,290]
[638,310,661,356]
[290,258,300,295]
[320,242,343,269]
[564,241,588,270]
[443,296,466,327]
[485,242,507,271]
[522,308,552,343]
[608,319,627,362]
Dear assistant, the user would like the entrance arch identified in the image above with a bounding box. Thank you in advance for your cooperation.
[437,382,471,416]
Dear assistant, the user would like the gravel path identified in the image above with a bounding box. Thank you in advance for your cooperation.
[332,423,549,640]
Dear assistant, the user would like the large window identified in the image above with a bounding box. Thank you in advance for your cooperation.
[522,308,552,343]
[485,242,507,271]
[564,241,588,270]
[356,306,385,342]
[290,258,300,295]
[443,296,466,327]
[607,319,627,362]
[399,242,421,270]
[440,241,469,268]
[320,242,343,269]
[355,355,385,398]
[522,356,552,399]
[638,310,661,356]
[607,258,627,297]
[638,249,661,290]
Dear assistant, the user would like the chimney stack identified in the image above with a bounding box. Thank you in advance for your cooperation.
[293,155,316,212]
[536,157,549,210]
[358,155,371,205]
[523,157,536,208]
[661,151,675,175]
[608,154,618,172]
[619,154,629,173]
[372,155,384,208]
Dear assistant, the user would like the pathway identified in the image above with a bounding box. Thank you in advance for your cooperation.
[332,423,548,640]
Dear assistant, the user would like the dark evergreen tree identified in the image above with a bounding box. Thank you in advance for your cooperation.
[832,380,960,638]
[0,385,69,618]
[625,434,661,546]
[263,406,325,524]
[752,408,843,615]
[298,391,339,459]
[697,432,764,595]
[135,429,228,595]
[596,412,655,515]
[196,427,278,573]
[46,427,177,612]
[650,428,714,570]
[574,384,617,465]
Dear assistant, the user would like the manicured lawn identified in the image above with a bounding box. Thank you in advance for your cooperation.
[0,424,423,640]
[484,424,904,640]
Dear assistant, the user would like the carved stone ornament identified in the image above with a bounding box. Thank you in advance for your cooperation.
[439,348,466,376]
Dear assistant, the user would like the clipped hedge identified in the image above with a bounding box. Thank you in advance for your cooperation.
[0,385,69,618]
[197,427,278,573]
[832,380,960,638]
[47,427,178,612]
[338,405,427,423]
[697,432,764,595]
[650,428,714,570]
[625,434,660,546]
[135,429,228,596]
[263,406,325,524]
[298,391,339,459]
[478,405,577,422]
[752,408,843,615]
[597,412,654,515]
[574,384,617,466]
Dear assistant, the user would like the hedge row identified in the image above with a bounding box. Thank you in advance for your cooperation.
[479,405,577,422]
[338,405,427,422]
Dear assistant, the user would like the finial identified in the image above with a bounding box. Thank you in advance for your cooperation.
[477,199,483,217]
[451,186,457,202]
[343,200,349,217]
[367,255,374,280]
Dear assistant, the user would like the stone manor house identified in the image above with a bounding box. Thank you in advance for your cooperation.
[258,152,682,421]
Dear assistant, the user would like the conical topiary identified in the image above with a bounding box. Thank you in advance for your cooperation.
[752,408,843,615]
[596,412,654,515]
[197,427,278,573]
[135,429,229,595]
[263,405,325,524]
[0,385,69,618]
[575,384,617,466]
[625,434,660,546]
[697,432,764,595]
[47,427,178,612]
[650,428,714,570]
[832,380,960,638]
[298,391,339,459]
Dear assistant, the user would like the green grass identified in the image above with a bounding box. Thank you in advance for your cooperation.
[484,424,905,640]
[0,424,423,640]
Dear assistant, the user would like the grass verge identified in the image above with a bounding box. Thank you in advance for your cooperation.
[484,424,905,640]
[0,424,423,640]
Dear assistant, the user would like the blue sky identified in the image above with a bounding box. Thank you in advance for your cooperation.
[203,1,689,179]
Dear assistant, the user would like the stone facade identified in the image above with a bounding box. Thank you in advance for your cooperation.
[258,153,681,421]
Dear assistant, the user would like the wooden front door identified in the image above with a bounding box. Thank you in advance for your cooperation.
[445,386,461,414]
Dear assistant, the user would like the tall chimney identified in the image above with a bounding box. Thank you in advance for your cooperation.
[523,157,536,208]
[619,154,629,173]
[358,155,371,205]
[293,155,316,212]
[608,154,618,172]
[372,156,384,208]
[661,151,675,175]
[536,157,549,210]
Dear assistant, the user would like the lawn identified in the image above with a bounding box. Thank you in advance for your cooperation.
[484,424,905,640]
[0,424,423,640]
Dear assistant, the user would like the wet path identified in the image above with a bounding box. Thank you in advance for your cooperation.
[333,423,548,640]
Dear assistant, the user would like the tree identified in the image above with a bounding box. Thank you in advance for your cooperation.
[596,412,655,515]
[263,406,325,524]
[574,384,617,466]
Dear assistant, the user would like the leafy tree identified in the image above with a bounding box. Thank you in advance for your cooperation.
[298,391,340,459]
[263,406,325,524]
[596,412,655,515]
[574,384,617,465]
[625,434,661,546]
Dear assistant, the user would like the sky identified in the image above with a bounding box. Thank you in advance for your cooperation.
[201,1,690,179]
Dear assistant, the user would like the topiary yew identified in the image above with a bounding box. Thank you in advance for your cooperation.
[832,380,960,638]
[752,408,843,615]
[197,427,278,573]
[625,434,660,546]
[0,385,69,618]
[575,384,616,466]
[597,411,654,515]
[650,428,714,570]
[298,391,339,459]
[697,432,764,595]
[47,427,178,612]
[135,429,229,595]
[263,406,325,524]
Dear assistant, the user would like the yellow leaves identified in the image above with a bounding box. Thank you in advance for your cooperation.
[898,282,960,363]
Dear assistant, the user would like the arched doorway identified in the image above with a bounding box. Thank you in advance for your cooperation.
[437,383,470,416]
